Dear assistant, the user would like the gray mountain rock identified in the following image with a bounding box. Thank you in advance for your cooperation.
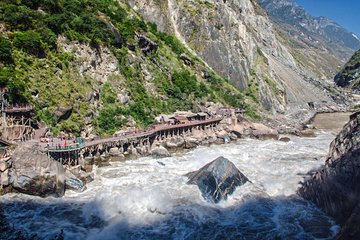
[260,0,360,61]
[124,0,348,114]
[10,144,65,197]
[335,49,360,91]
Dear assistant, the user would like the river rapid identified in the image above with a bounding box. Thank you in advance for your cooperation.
[0,113,352,240]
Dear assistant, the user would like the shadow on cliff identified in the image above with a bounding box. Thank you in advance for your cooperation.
[298,153,360,240]
[0,193,338,240]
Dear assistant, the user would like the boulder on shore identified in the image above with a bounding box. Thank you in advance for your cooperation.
[10,144,65,197]
[186,156,249,203]
[151,145,171,158]
[184,137,199,149]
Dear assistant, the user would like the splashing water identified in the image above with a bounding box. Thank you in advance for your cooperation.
[0,132,340,239]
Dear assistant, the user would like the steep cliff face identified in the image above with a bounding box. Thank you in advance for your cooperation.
[298,112,360,239]
[0,0,351,137]
[335,50,360,92]
[124,0,344,113]
[260,0,360,79]
[0,0,263,136]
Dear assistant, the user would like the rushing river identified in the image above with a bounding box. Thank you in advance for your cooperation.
[0,113,352,240]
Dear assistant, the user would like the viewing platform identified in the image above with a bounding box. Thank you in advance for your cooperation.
[47,138,86,153]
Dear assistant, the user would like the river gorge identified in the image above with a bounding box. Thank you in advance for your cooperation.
[0,113,352,240]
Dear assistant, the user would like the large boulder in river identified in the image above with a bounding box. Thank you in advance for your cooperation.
[10,144,65,197]
[298,112,360,239]
[186,156,249,203]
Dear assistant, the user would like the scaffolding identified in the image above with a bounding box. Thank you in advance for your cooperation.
[0,88,34,141]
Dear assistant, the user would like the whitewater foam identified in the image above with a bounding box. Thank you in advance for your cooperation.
[0,132,339,239]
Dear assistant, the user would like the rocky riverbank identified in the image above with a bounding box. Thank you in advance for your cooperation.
[0,144,93,198]
[2,107,339,199]
[0,116,282,198]
[298,111,360,240]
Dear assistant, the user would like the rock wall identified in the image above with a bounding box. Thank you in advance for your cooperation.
[57,36,120,84]
[123,0,340,113]
[298,112,360,239]
[335,49,360,92]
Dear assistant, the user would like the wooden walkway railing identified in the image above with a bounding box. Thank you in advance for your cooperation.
[85,117,223,148]
[48,142,86,152]
[4,106,33,113]
[46,117,223,152]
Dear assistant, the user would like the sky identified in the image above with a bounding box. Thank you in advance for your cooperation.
[295,0,360,37]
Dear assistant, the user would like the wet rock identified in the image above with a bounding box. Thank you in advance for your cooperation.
[79,172,94,184]
[279,136,291,142]
[151,145,170,158]
[186,156,249,203]
[335,203,360,240]
[157,161,165,166]
[65,170,86,192]
[10,144,65,197]
[298,112,360,239]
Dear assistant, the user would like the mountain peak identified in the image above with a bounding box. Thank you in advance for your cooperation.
[260,0,360,53]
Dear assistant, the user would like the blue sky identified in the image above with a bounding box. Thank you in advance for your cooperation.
[295,0,360,37]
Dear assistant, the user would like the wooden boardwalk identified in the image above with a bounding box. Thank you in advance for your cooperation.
[47,117,223,153]
[85,117,223,148]
[46,117,223,166]
[4,106,33,113]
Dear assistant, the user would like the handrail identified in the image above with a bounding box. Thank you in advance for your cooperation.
[85,117,223,147]
[48,142,85,152]
[4,105,33,112]
[46,117,223,151]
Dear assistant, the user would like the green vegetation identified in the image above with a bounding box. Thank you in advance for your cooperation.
[0,0,261,136]
[96,82,127,135]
